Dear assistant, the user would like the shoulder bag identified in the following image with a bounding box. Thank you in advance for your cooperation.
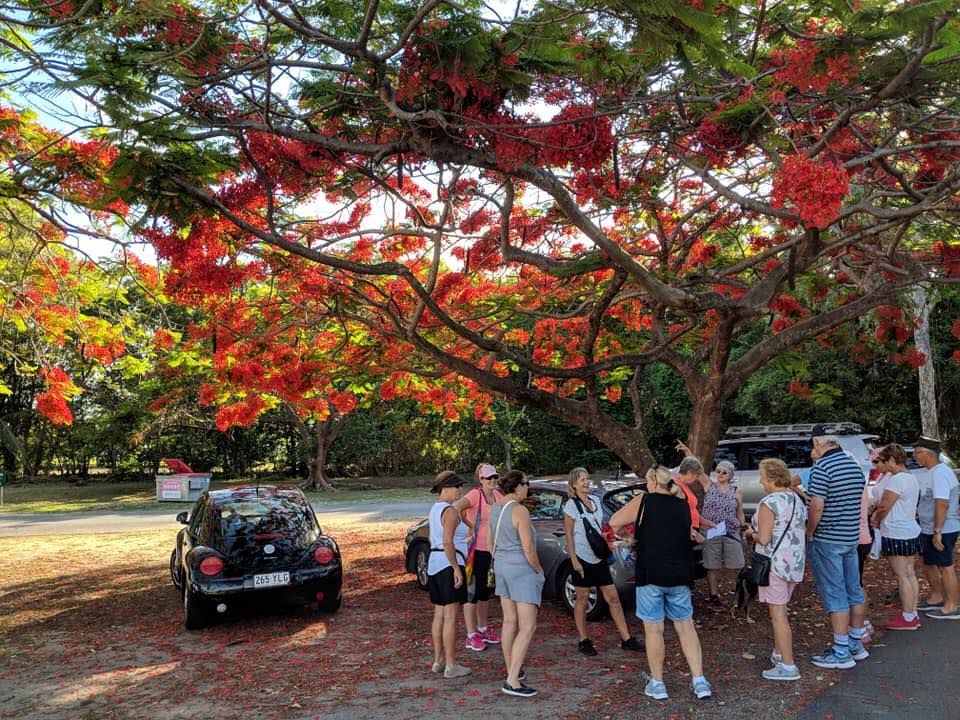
[572,496,613,561]
[488,500,516,588]
[745,494,796,587]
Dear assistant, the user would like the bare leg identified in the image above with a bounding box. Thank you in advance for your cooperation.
[850,604,865,632]
[506,602,538,687]
[463,602,478,635]
[941,565,960,613]
[829,609,850,637]
[431,605,444,665]
[477,599,490,629]
[643,622,666,681]
[768,603,794,666]
[500,598,518,675]
[574,586,590,641]
[923,562,944,604]
[888,556,918,614]
[442,603,459,667]
[707,569,720,596]
[674,619,704,677]
[600,585,632,641]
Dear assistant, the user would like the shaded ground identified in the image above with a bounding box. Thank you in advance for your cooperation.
[0,523,946,720]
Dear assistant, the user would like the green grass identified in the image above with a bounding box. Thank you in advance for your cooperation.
[0,477,434,514]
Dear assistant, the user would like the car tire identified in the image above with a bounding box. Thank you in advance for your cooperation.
[170,548,182,592]
[184,587,210,630]
[558,563,608,621]
[412,542,430,591]
[317,591,342,614]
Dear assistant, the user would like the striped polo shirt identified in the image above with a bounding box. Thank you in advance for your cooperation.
[808,447,865,544]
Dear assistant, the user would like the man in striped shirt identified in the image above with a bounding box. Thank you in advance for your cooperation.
[805,426,869,670]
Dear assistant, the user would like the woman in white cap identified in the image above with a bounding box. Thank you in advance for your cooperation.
[453,462,504,651]
[427,470,472,679]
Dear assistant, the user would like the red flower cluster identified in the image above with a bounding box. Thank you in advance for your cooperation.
[770,37,854,94]
[539,105,613,171]
[771,155,849,228]
[36,367,77,425]
[787,380,813,401]
[214,395,267,431]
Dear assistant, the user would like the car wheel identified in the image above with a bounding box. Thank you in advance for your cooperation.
[559,563,608,621]
[183,588,210,630]
[413,543,430,590]
[317,591,342,614]
[170,549,182,591]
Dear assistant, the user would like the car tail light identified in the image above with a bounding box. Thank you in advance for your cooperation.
[199,557,225,576]
[314,546,334,564]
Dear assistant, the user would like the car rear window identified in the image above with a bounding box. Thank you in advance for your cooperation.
[528,491,565,520]
[214,497,312,537]
[726,439,812,470]
[604,486,645,512]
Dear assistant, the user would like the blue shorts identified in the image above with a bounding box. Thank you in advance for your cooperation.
[635,584,694,623]
[809,540,865,614]
[919,532,959,567]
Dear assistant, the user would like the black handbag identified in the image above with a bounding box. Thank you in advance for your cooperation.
[746,494,797,587]
[573,496,613,561]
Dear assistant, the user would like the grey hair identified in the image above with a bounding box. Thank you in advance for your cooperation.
[678,457,704,476]
[715,460,736,477]
[813,435,840,447]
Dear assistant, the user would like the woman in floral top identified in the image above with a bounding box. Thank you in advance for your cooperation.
[745,458,808,682]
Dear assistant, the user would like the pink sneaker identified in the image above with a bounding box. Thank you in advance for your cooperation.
[480,627,501,645]
[885,615,921,631]
[465,633,486,652]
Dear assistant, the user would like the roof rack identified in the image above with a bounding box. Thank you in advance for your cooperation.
[724,422,862,438]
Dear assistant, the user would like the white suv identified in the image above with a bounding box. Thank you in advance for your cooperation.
[716,422,877,518]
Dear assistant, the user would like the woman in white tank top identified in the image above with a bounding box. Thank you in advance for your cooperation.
[427,471,472,679]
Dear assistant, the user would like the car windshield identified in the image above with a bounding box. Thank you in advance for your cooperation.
[214,497,312,538]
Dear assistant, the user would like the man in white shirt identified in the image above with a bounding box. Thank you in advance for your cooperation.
[913,436,960,620]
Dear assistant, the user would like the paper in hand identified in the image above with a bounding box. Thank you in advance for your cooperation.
[706,521,726,540]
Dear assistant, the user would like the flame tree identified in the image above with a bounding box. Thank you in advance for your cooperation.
[6,0,960,469]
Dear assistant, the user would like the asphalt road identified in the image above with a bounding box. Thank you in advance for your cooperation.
[0,500,433,537]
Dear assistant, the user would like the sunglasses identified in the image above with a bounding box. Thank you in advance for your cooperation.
[482,474,499,481]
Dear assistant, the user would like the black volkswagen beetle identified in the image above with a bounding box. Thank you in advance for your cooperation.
[170,486,342,629]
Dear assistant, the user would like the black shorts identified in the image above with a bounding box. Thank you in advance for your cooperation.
[881,536,920,557]
[467,550,493,603]
[920,532,959,567]
[572,556,614,588]
[428,565,467,606]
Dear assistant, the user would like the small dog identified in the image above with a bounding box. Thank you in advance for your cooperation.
[731,566,758,623]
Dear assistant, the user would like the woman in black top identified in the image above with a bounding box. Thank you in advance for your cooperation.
[610,465,712,702]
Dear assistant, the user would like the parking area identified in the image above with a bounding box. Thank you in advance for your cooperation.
[0,519,918,720]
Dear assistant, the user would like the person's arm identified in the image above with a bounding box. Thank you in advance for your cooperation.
[931,469,951,551]
[756,503,775,546]
[871,489,900,528]
[610,494,643,538]
[806,496,824,540]
[736,487,746,530]
[675,440,694,457]
[515,506,542,573]
[563,508,583,575]
[441,507,463,587]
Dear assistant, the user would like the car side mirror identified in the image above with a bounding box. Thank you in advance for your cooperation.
[176,511,189,525]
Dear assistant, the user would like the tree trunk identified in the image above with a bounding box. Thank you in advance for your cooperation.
[687,383,724,470]
[910,286,940,439]
[502,436,513,471]
[306,420,335,490]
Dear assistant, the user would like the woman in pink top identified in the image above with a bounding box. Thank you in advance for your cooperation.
[454,463,504,652]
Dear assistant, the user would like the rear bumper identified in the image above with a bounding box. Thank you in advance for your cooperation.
[189,565,342,599]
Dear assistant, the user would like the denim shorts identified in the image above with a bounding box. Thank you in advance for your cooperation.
[919,532,959,567]
[635,584,694,623]
[809,540,865,614]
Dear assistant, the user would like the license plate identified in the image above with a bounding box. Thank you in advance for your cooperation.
[253,572,290,588]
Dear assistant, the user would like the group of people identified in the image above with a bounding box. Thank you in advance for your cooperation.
[423,428,960,700]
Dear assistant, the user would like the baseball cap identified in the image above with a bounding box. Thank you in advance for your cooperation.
[478,463,499,480]
[809,423,827,439]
